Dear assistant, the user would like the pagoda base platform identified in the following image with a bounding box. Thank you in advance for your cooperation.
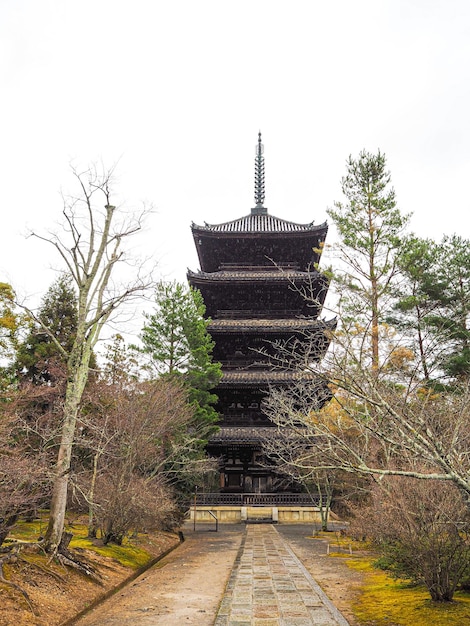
[188,505,327,524]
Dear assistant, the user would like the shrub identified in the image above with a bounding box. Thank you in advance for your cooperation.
[349,476,470,601]
[93,473,180,545]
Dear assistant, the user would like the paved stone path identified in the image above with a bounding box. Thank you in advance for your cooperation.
[215,525,350,626]
[72,523,350,625]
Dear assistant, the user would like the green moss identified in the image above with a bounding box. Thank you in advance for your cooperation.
[315,531,370,552]
[70,535,151,570]
[342,557,374,572]
[8,513,49,541]
[9,516,152,571]
[345,554,470,625]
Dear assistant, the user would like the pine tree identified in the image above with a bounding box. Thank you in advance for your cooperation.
[15,275,77,384]
[139,281,221,442]
[328,150,410,373]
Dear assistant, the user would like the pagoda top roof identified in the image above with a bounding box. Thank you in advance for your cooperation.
[192,212,327,235]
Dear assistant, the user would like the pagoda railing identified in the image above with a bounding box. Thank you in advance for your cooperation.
[194,492,324,506]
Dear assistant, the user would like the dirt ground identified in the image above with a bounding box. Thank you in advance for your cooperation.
[0,523,365,626]
[74,523,244,626]
[0,531,180,626]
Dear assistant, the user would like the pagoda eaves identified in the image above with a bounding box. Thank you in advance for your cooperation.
[192,213,328,274]
[188,133,334,495]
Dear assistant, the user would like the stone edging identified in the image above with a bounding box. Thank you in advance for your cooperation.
[272,525,351,626]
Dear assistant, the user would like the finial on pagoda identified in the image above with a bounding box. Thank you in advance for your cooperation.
[252,131,267,215]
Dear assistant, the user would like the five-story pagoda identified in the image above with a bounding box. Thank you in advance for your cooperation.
[188,134,334,495]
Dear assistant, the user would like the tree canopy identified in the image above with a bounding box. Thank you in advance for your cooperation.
[138,281,222,449]
[15,274,78,384]
[327,150,410,372]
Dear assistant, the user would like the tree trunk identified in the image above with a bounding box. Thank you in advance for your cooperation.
[0,515,18,547]
[87,452,100,538]
[43,346,90,553]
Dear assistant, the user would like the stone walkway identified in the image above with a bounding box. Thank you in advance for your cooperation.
[215,525,350,626]
[72,523,352,625]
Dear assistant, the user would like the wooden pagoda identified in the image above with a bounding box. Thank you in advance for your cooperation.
[188,133,334,495]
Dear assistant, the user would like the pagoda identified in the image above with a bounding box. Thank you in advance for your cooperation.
[188,133,334,495]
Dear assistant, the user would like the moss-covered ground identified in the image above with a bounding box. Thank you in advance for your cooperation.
[2,513,179,626]
[9,513,153,569]
[325,533,470,625]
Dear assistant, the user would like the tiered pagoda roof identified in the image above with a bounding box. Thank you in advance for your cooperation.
[191,216,327,274]
[188,132,334,494]
[208,426,282,446]
[193,213,326,233]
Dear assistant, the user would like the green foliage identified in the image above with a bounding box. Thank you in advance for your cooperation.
[328,150,409,295]
[15,274,78,384]
[328,150,410,371]
[391,236,439,380]
[138,281,221,498]
[394,234,470,383]
[329,150,404,253]
[425,235,470,381]
[0,282,23,389]
[139,281,221,438]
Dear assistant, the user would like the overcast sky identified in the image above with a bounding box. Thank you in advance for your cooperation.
[1,0,469,337]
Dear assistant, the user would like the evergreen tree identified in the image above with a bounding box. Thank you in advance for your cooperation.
[328,150,410,373]
[15,275,78,384]
[427,235,470,381]
[139,281,221,442]
[392,236,438,381]
[394,234,470,383]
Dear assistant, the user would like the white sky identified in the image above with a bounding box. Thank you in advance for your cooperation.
[1,0,469,338]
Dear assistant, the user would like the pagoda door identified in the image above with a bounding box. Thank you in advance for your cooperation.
[252,476,268,494]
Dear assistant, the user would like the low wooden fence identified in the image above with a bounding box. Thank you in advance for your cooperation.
[194,492,324,506]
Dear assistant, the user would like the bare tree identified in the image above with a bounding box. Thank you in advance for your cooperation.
[349,476,470,602]
[0,407,49,546]
[327,150,409,375]
[261,242,470,487]
[23,165,154,554]
[75,377,215,542]
[263,328,470,506]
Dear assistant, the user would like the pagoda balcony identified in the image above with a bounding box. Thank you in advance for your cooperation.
[217,413,272,426]
[194,492,325,506]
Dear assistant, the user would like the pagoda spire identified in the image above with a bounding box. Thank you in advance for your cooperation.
[252,131,267,215]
